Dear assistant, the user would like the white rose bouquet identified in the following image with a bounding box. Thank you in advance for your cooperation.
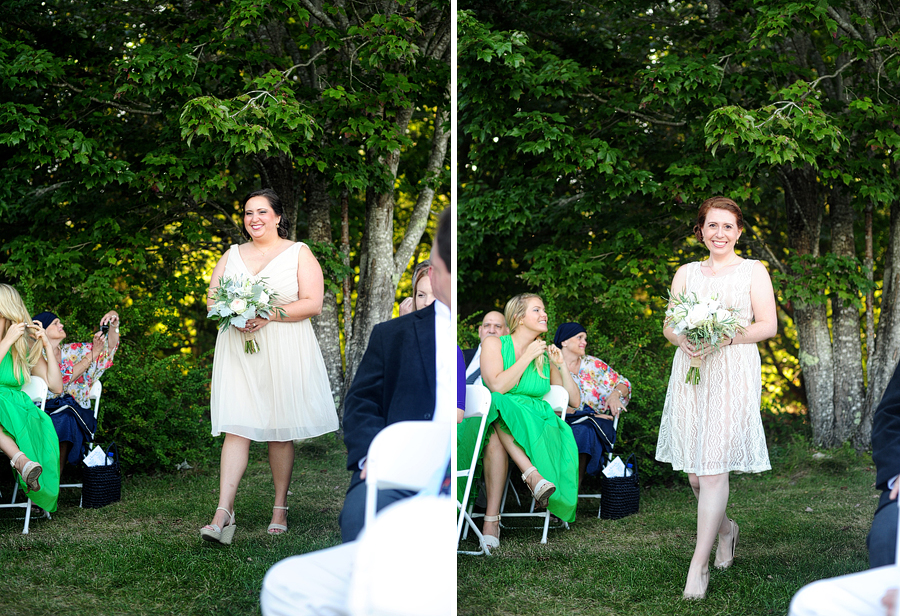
[665,291,746,385]
[207,275,286,353]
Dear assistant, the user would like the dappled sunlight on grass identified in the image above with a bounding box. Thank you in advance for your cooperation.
[459,440,877,616]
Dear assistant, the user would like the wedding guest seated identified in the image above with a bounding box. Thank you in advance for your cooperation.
[339,208,452,543]
[34,310,120,471]
[397,259,433,317]
[463,310,508,384]
[456,293,580,549]
[0,285,64,513]
[554,322,632,487]
[788,357,900,615]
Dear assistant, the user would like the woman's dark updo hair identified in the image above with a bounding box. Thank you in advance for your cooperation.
[693,196,744,241]
[243,188,290,239]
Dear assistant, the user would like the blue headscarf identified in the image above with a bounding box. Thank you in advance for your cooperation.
[553,322,586,347]
[33,311,59,330]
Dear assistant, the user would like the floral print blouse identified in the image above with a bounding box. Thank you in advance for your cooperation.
[48,340,119,409]
[570,354,631,411]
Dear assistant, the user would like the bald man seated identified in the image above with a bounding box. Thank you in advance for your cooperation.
[463,311,509,385]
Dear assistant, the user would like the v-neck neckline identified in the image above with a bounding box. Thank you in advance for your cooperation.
[234,242,294,277]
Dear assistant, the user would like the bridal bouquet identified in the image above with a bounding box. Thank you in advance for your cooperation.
[665,291,745,385]
[207,275,286,353]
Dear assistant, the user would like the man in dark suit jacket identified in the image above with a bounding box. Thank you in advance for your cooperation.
[338,208,452,543]
[869,358,900,568]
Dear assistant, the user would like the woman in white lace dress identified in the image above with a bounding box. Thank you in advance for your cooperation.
[655,196,777,600]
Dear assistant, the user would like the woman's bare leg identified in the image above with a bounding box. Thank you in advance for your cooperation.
[268,440,294,529]
[60,442,72,473]
[494,428,548,494]
[481,430,508,540]
[685,472,731,596]
[206,433,251,529]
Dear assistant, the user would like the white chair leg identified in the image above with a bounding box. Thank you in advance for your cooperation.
[540,511,550,544]
[21,500,31,534]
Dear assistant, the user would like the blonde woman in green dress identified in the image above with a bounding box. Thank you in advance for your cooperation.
[461,292,580,549]
[0,284,63,513]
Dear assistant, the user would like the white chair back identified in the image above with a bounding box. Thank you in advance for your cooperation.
[364,421,450,529]
[457,383,493,555]
[88,379,102,420]
[21,376,49,412]
[543,384,570,417]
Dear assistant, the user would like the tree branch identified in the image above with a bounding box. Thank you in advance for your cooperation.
[577,91,686,127]
[393,104,451,275]
[299,0,336,29]
[54,81,163,115]
[827,6,864,41]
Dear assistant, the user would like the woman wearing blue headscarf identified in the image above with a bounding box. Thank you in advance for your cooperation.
[554,322,632,488]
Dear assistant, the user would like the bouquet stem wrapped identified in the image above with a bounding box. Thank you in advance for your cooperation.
[208,275,286,354]
[242,331,260,354]
[665,291,746,385]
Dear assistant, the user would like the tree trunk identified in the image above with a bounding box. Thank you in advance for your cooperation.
[306,170,344,407]
[782,165,836,446]
[858,201,900,447]
[258,153,298,241]
[392,104,451,276]
[829,185,865,442]
[341,104,417,400]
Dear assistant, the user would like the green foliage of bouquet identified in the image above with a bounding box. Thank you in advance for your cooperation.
[207,275,286,353]
[665,291,745,385]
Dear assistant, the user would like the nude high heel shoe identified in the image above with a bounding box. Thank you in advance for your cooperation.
[200,507,236,545]
[714,519,739,570]
[521,466,555,508]
[482,514,501,551]
[10,451,41,492]
[267,506,288,534]
[682,567,709,600]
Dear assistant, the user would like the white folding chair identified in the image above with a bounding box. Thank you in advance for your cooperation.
[15,379,103,508]
[1,376,52,533]
[363,421,450,529]
[456,383,493,555]
[497,384,571,544]
[576,414,620,517]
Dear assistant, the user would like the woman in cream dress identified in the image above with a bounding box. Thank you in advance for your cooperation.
[200,189,338,543]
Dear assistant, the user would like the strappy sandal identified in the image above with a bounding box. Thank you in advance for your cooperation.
[522,466,555,508]
[200,507,236,545]
[482,514,501,551]
[10,451,41,492]
[267,505,288,535]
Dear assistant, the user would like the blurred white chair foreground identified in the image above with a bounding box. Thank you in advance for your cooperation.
[262,420,453,616]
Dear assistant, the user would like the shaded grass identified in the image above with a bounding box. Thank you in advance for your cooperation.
[458,442,879,616]
[0,434,348,616]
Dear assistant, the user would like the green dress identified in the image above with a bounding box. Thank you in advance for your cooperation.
[0,352,60,512]
[457,335,579,522]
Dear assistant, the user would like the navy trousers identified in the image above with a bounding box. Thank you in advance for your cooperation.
[867,489,899,568]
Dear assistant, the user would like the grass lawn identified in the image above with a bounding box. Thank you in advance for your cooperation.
[0,434,349,616]
[457,442,880,616]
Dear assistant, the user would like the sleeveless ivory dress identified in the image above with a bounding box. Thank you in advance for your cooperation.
[210,243,339,441]
[655,260,771,475]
